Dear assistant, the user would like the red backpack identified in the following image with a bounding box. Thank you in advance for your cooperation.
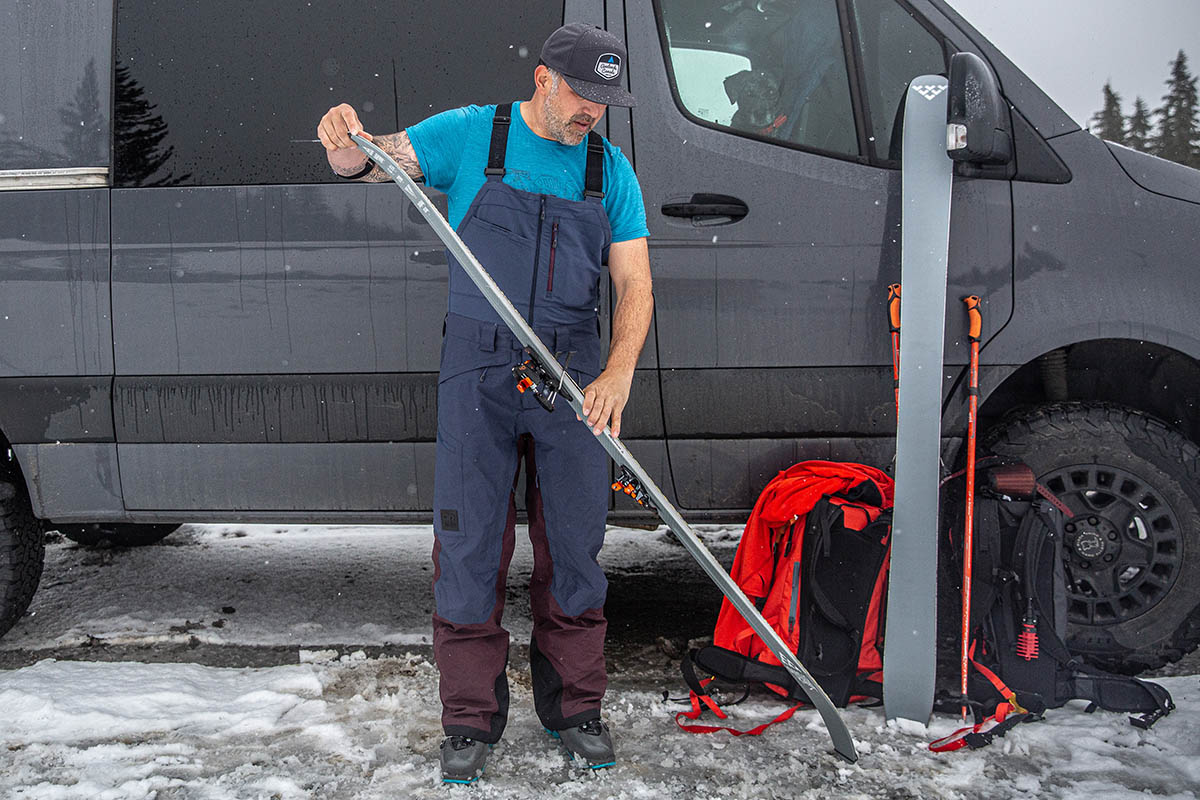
[679,461,894,735]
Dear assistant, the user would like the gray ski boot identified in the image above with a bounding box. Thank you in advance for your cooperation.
[439,736,489,784]
[548,719,616,769]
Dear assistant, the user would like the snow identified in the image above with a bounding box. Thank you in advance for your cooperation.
[0,524,1197,798]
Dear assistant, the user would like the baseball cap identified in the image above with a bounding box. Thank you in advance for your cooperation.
[540,23,637,108]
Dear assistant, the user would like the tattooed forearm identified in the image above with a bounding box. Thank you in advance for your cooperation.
[353,131,424,183]
[331,154,374,178]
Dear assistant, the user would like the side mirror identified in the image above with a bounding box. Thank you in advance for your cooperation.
[946,52,1013,165]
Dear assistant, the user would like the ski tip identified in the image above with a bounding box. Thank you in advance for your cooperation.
[834,745,859,764]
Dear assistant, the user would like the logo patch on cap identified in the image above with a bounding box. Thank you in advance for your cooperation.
[594,53,621,80]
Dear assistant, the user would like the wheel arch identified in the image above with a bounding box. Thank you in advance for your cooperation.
[979,338,1200,446]
[0,425,33,498]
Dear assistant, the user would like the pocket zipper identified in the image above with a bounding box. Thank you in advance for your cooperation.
[546,221,559,294]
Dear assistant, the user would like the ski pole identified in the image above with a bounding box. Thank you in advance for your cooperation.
[960,295,982,721]
[887,284,902,418]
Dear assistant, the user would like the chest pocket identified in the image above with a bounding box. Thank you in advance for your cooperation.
[544,214,607,313]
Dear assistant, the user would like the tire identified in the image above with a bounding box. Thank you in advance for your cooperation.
[0,479,45,639]
[57,522,179,548]
[984,402,1200,674]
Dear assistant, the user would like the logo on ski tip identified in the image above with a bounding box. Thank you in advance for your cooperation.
[913,84,947,101]
[595,53,621,80]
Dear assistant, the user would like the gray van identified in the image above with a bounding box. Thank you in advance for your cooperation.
[2,0,1198,675]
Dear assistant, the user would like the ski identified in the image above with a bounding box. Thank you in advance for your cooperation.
[352,133,858,763]
[883,76,955,724]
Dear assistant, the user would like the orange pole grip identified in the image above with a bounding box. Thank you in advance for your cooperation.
[887,284,902,332]
[963,295,982,342]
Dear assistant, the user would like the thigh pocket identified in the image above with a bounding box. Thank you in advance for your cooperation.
[433,423,464,534]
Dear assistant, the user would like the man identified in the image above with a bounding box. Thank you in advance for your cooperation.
[317,24,652,783]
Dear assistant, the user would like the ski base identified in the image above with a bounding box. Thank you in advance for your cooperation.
[883,75,954,724]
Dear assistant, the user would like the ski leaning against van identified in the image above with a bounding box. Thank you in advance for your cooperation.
[317,23,653,783]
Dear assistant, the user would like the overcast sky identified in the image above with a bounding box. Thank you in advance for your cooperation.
[947,0,1200,130]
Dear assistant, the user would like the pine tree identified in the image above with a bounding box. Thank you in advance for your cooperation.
[1090,81,1126,144]
[1153,50,1199,167]
[1126,97,1154,153]
[59,59,106,163]
[113,63,190,186]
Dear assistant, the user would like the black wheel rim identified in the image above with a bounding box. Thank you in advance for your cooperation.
[1042,464,1183,626]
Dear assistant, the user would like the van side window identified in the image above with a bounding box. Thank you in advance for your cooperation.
[851,0,946,162]
[112,2,560,188]
[0,2,111,171]
[657,0,858,158]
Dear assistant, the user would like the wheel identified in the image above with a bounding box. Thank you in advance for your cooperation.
[984,402,1200,674]
[57,522,179,548]
[0,479,45,639]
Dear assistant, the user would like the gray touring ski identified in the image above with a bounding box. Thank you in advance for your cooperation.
[352,133,858,763]
[883,76,955,723]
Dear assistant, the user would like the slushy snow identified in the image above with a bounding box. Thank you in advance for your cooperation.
[0,524,1195,799]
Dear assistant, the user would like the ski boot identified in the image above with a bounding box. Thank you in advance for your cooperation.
[548,719,616,769]
[439,736,490,784]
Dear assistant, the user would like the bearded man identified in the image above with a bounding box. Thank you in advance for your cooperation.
[316,23,651,784]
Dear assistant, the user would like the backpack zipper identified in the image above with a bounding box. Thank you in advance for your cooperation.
[546,221,559,294]
[788,562,801,636]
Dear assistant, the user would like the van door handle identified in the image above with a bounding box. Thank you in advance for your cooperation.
[660,193,748,225]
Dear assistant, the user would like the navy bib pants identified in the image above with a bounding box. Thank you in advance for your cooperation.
[432,118,614,743]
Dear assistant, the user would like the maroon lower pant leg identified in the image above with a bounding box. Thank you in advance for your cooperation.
[524,440,608,730]
[432,473,519,743]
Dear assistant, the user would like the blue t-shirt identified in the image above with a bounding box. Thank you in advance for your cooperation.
[405,103,649,243]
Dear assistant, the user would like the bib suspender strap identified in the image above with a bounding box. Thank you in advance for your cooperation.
[584,131,605,199]
[487,104,604,197]
[486,103,513,177]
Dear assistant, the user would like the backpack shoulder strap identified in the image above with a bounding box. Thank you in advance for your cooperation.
[1060,665,1175,727]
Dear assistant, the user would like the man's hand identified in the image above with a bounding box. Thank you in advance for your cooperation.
[317,105,424,183]
[318,103,373,149]
[318,103,374,175]
[579,367,635,437]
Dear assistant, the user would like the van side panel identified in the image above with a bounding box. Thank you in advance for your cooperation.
[996,131,1200,364]
[0,190,118,519]
[0,187,115,520]
[0,190,113,379]
[0,1,117,518]
[110,184,446,512]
